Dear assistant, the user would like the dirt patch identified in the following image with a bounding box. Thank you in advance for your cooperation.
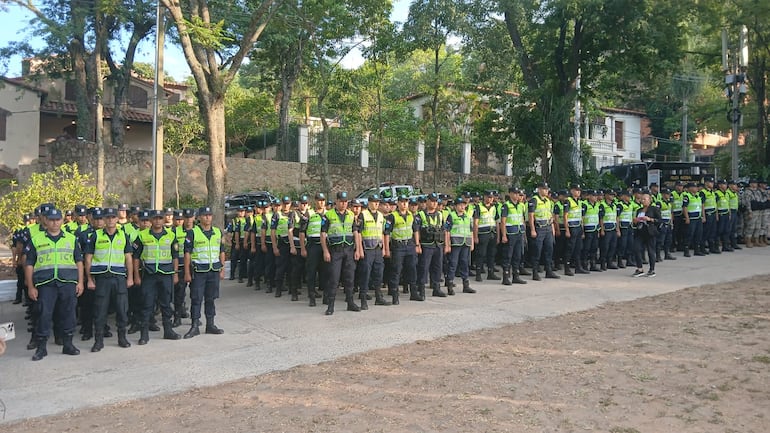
[5,276,770,432]
[0,258,18,280]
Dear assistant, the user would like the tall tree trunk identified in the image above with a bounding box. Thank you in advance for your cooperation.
[202,97,227,222]
[94,11,106,196]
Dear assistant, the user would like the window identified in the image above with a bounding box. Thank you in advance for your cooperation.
[127,85,148,109]
[615,121,624,150]
[0,109,7,141]
[64,80,77,101]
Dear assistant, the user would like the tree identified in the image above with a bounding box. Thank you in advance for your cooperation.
[0,163,108,232]
[225,80,276,156]
[163,103,206,208]
[160,0,284,224]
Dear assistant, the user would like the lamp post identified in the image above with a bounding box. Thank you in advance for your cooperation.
[722,26,748,181]
[150,0,165,209]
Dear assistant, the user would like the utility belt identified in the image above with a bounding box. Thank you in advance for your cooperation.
[603,223,617,231]
[619,223,632,229]
[660,220,671,227]
[672,210,683,216]
[391,239,415,247]
[704,208,716,216]
[505,225,525,235]
[687,211,701,218]
[718,209,729,216]
[567,221,581,228]
[328,243,353,251]
[477,226,495,235]
[583,225,598,234]
[306,236,321,245]
[278,236,290,245]
[535,219,551,228]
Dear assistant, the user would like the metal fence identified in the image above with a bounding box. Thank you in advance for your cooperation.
[307,129,362,165]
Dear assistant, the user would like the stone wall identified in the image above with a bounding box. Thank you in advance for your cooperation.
[22,139,512,204]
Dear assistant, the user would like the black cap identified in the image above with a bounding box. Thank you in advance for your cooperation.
[537,181,549,188]
[397,194,409,202]
[103,208,118,217]
[569,183,581,190]
[619,190,631,196]
[282,196,291,204]
[173,210,184,219]
[462,191,471,197]
[315,192,326,200]
[183,208,196,218]
[685,182,696,188]
[649,182,658,187]
[409,197,419,205]
[369,194,381,202]
[484,190,496,196]
[455,196,465,204]
[65,210,73,217]
[427,192,439,200]
[336,191,348,200]
[350,199,363,207]
[675,181,683,186]
[74,205,87,216]
[131,205,142,214]
[164,207,174,215]
[661,187,671,194]
[118,203,129,211]
[139,210,151,220]
[557,189,568,196]
[704,176,715,182]
[717,179,727,185]
[151,209,164,218]
[47,208,63,220]
[604,189,616,195]
[300,195,309,204]
[91,207,104,217]
[198,206,213,216]
[327,199,334,206]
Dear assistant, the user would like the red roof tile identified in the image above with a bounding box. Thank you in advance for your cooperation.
[40,100,154,123]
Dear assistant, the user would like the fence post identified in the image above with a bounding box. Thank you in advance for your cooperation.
[361,131,370,168]
[298,125,308,163]
[462,142,471,174]
[505,153,513,177]
[416,140,425,171]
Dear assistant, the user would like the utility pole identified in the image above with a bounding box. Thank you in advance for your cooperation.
[151,3,166,209]
[673,74,703,162]
[573,69,583,175]
[722,26,749,181]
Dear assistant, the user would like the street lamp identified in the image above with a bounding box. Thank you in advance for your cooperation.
[722,26,748,181]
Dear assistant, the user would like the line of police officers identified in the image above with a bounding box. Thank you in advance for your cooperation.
[13,203,226,361]
[11,177,770,358]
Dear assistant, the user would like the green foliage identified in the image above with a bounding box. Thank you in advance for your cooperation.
[0,163,107,231]
[165,194,205,210]
[454,180,507,198]
[163,102,207,154]
[575,170,626,191]
[225,80,276,155]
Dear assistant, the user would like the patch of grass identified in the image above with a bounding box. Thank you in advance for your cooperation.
[609,427,641,433]
[751,355,770,364]
[682,327,698,334]
[631,372,657,382]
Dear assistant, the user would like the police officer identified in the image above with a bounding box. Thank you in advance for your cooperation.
[271,196,296,299]
[444,196,475,294]
[132,210,181,344]
[172,209,195,326]
[183,206,226,338]
[617,191,637,267]
[260,200,279,292]
[227,206,245,281]
[354,194,390,307]
[563,183,587,276]
[84,207,133,351]
[385,195,420,303]
[582,190,602,272]
[320,192,361,315]
[552,189,568,271]
[599,190,621,270]
[78,207,104,342]
[127,210,150,334]
[25,208,84,361]
[671,181,686,251]
[248,202,267,289]
[500,187,527,285]
[682,182,705,256]
[656,188,676,260]
[727,181,742,250]
[299,194,327,306]
[473,190,500,282]
[715,180,732,252]
[415,192,446,297]
[700,177,720,254]
[528,182,560,281]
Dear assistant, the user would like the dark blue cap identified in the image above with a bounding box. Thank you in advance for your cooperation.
[282,196,291,204]
[74,205,87,216]
[198,206,213,215]
[91,208,105,218]
[315,193,326,200]
[336,191,348,200]
[103,208,118,217]
[65,210,73,216]
[300,195,309,203]
[130,206,142,214]
[409,197,419,204]
[427,192,439,200]
[369,194,381,202]
[183,208,195,218]
[47,208,63,219]
[150,209,164,218]
[350,199,363,207]
[398,195,409,201]
[164,207,174,215]
[173,210,184,219]
[455,196,465,204]
[118,203,129,211]
[139,210,151,220]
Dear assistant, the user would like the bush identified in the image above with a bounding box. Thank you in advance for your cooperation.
[454,180,508,197]
[0,163,111,232]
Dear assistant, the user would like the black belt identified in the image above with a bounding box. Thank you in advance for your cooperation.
[391,239,414,246]
[718,210,729,215]
[478,227,493,234]
[329,244,353,251]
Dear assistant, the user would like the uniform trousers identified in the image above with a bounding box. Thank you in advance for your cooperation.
[78,288,95,335]
[173,265,187,315]
[417,244,443,287]
[357,246,383,298]
[565,226,583,267]
[686,217,704,251]
[703,212,718,249]
[730,210,739,247]
[93,273,128,332]
[248,247,263,285]
[673,213,685,250]
[617,226,633,263]
[600,228,618,266]
[530,226,555,272]
[656,223,673,254]
[229,243,239,279]
[305,241,325,299]
[141,272,174,325]
[583,229,599,263]
[388,243,417,292]
[325,245,355,302]
[189,270,220,322]
[475,231,496,272]
[35,281,77,338]
[501,231,524,271]
[717,213,731,247]
[447,244,470,284]
[273,239,291,292]
[262,242,276,288]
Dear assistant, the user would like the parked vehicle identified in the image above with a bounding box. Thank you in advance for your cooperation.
[355,182,423,205]
[224,191,275,222]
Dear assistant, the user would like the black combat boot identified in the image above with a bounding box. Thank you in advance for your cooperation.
[446,281,456,296]
[532,270,541,281]
[564,262,574,276]
[138,326,150,345]
[183,324,200,339]
[664,247,676,260]
[487,267,501,280]
[590,260,601,272]
[519,266,531,276]
[462,280,476,293]
[410,284,422,301]
[91,332,104,352]
[683,247,691,257]
[32,337,48,361]
[475,265,484,282]
[163,322,181,340]
[181,302,189,318]
[432,283,447,297]
[512,269,526,284]
[205,320,224,334]
[172,313,182,328]
[392,291,400,305]
[62,334,80,356]
[291,285,299,302]
[117,328,131,348]
[360,296,368,310]
[545,267,560,279]
[325,298,335,315]
[375,288,392,305]
[502,268,512,286]
[127,322,141,334]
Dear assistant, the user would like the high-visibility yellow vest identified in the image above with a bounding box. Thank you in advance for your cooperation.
[91,229,129,275]
[138,228,176,274]
[390,212,414,241]
[449,211,472,246]
[533,196,553,226]
[503,201,526,234]
[325,210,354,246]
[31,231,79,286]
[190,226,223,272]
[361,209,384,249]
[582,202,600,232]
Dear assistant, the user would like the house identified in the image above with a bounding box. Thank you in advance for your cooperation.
[0,68,190,177]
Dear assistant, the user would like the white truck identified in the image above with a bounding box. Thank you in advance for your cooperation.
[355,182,423,205]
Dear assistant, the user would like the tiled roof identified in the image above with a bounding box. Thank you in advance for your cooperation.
[40,100,154,123]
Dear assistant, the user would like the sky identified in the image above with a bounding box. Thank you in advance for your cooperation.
[0,0,412,82]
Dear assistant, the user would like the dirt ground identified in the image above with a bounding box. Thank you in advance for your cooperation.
[0,258,17,280]
[4,275,770,433]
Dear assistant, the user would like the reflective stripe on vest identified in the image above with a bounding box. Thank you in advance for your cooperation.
[504,202,526,234]
[32,231,79,286]
[715,190,730,213]
[139,228,176,274]
[191,226,223,272]
[602,201,618,229]
[449,211,472,246]
[275,212,290,238]
[418,210,443,245]
[660,201,672,222]
[307,210,324,238]
[175,226,187,259]
[91,229,128,275]
[566,197,582,227]
[702,189,717,211]
[685,192,702,216]
[727,190,739,210]
[477,203,496,230]
[361,209,383,249]
[534,196,552,226]
[619,202,634,228]
[391,212,414,241]
[671,191,684,214]
[325,210,354,246]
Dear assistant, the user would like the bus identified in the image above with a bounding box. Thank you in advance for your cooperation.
[599,161,716,187]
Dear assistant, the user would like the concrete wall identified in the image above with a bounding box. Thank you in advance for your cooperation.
[22,139,512,205]
[0,82,41,177]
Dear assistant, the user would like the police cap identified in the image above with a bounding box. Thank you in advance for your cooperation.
[173,210,184,219]
[300,195,309,204]
[118,203,129,211]
[139,210,152,220]
[369,194,381,202]
[717,179,727,185]
[150,209,165,218]
[455,196,465,204]
[198,206,213,215]
[103,208,118,217]
[74,205,88,216]
[164,207,174,215]
[704,176,715,183]
[65,210,73,217]
[661,187,671,194]
[92,208,105,219]
[336,191,348,200]
[569,183,581,190]
[46,208,63,220]
[350,199,363,207]
[315,192,326,201]
[397,195,409,202]
[427,192,439,201]
[282,196,291,204]
[537,181,549,188]
[183,208,196,218]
